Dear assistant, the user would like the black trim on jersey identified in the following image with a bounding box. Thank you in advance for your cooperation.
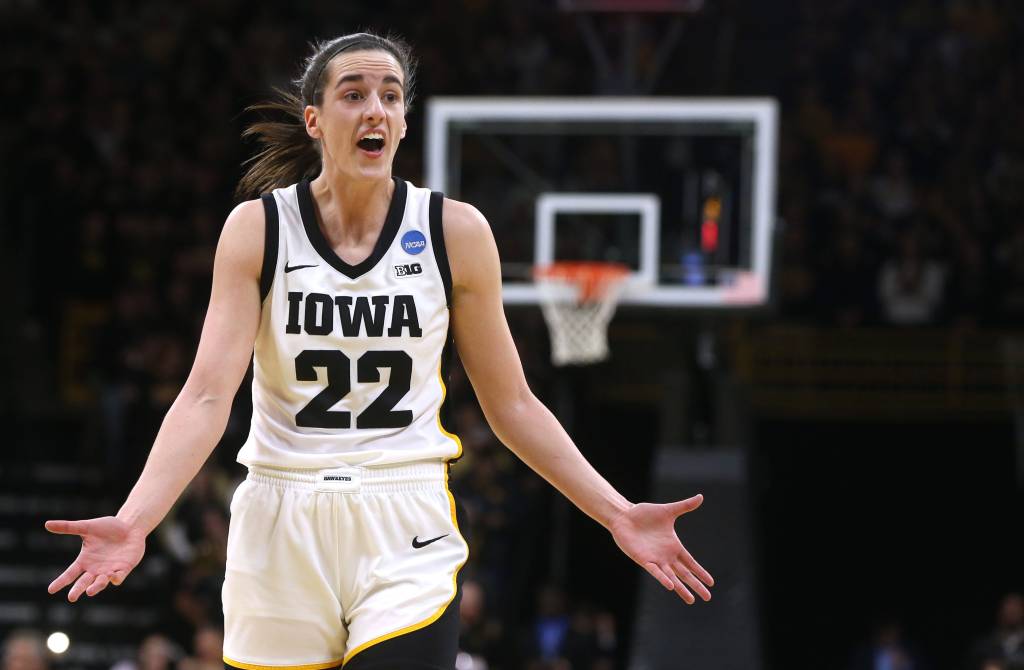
[259,193,279,303]
[428,191,452,307]
[428,190,459,456]
[296,177,407,280]
[438,320,459,463]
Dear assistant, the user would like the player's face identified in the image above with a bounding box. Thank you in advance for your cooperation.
[305,49,407,181]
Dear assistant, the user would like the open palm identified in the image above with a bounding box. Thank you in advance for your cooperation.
[45,516,146,602]
[608,494,714,604]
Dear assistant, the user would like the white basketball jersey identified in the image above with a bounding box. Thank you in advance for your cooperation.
[237,177,462,469]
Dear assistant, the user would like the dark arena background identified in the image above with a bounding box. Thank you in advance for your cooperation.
[3,2,1024,670]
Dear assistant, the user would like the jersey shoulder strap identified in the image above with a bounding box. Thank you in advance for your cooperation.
[259,192,280,303]
[428,190,451,307]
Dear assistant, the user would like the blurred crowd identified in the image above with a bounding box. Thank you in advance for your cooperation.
[4,591,1022,670]
[841,594,1024,670]
[774,1,1024,328]
[3,0,1023,669]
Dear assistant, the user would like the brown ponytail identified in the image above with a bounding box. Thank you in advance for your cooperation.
[234,32,418,201]
[234,88,320,200]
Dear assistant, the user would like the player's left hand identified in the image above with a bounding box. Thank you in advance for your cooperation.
[607,494,714,604]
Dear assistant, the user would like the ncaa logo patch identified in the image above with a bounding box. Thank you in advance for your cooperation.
[400,230,427,255]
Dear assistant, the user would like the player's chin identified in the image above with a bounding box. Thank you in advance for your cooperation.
[353,151,395,176]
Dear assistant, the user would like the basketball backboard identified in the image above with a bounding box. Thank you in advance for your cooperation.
[425,97,778,308]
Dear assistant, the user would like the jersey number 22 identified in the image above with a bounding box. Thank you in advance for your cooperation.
[294,349,413,429]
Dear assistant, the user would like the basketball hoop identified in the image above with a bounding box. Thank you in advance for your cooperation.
[534,261,631,366]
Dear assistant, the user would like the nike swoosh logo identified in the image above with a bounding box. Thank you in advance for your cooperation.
[285,263,318,273]
[411,534,449,549]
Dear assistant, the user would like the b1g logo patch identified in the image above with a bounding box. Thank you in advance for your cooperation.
[395,263,423,278]
[400,230,427,255]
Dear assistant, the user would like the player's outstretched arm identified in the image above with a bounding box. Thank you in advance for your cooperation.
[46,199,266,602]
[444,199,714,604]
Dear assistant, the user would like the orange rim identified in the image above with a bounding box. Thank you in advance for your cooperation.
[534,261,630,301]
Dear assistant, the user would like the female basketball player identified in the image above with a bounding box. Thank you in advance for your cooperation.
[45,32,714,669]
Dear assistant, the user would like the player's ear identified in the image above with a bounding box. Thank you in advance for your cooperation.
[304,105,321,140]
[400,120,406,140]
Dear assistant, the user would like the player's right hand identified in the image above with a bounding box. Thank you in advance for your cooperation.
[44,516,146,602]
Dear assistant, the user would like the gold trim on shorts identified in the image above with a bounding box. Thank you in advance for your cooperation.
[223,655,343,670]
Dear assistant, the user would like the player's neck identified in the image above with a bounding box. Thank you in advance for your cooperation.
[309,170,394,244]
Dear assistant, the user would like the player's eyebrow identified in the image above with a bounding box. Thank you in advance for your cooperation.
[335,74,403,88]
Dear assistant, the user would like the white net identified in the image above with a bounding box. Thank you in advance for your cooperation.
[535,264,629,366]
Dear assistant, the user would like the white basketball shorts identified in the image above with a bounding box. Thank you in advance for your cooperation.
[221,460,469,669]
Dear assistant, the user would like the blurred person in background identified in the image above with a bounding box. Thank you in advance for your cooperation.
[458,578,499,666]
[969,593,1024,670]
[877,228,946,326]
[1,631,48,670]
[848,616,925,670]
[520,586,617,670]
[559,605,617,670]
[110,634,178,670]
[818,227,877,327]
[43,29,713,670]
[177,626,223,670]
[524,585,571,668]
